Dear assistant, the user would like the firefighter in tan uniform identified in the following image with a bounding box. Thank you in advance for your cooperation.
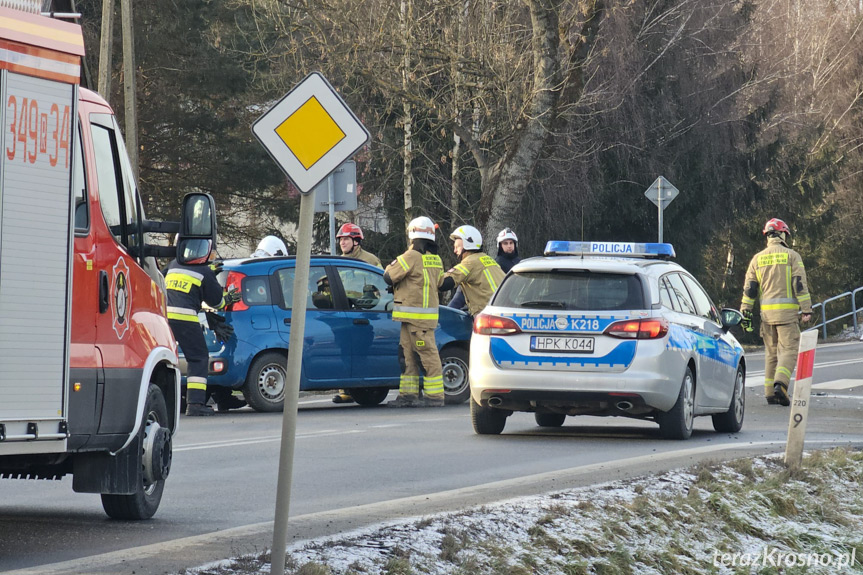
[384,216,445,407]
[337,223,382,268]
[440,225,505,317]
[740,218,813,406]
[334,223,383,404]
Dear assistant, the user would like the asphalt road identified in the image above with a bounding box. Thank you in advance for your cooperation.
[2,340,862,575]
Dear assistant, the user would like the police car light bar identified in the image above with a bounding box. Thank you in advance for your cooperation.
[544,241,676,259]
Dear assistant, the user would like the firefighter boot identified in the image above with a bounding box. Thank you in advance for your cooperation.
[421,394,444,407]
[773,382,791,406]
[387,395,419,408]
[766,395,782,405]
[186,403,214,416]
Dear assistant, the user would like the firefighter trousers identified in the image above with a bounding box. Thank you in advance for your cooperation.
[761,321,800,397]
[398,323,444,400]
[170,319,209,405]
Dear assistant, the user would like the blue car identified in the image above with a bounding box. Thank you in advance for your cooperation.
[200,255,472,411]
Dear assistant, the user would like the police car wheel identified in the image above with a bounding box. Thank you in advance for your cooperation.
[534,412,566,428]
[658,366,695,440]
[243,351,287,412]
[470,396,508,435]
[712,364,745,433]
[441,346,470,404]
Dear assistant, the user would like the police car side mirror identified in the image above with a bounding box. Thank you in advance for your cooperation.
[720,308,744,332]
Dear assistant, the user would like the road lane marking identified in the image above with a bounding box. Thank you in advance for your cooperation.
[175,429,366,451]
[746,340,863,358]
[749,357,863,377]
[811,379,863,390]
[747,357,863,388]
[174,412,467,452]
[747,376,863,391]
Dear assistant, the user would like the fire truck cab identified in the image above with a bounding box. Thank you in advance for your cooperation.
[0,3,216,519]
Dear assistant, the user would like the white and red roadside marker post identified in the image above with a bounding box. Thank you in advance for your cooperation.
[785,329,818,471]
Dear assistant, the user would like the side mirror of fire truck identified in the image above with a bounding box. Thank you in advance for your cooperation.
[136,193,217,262]
[136,192,217,262]
[176,193,218,265]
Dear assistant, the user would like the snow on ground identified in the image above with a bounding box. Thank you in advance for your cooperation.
[188,448,863,575]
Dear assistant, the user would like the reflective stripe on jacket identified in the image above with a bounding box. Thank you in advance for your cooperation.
[165,260,225,321]
[444,252,505,316]
[740,238,812,324]
[385,249,444,328]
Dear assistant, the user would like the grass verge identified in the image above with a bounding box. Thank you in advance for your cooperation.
[186,448,863,575]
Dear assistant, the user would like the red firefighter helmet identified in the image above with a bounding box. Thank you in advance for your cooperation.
[336,223,364,240]
[763,218,790,236]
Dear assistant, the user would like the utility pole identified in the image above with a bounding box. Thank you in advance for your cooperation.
[120,0,137,180]
[97,0,113,96]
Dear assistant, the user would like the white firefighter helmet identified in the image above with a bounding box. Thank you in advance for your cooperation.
[450,225,483,251]
[497,228,518,246]
[407,216,436,241]
[252,235,288,258]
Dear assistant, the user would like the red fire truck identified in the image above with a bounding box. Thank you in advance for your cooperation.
[0,3,215,519]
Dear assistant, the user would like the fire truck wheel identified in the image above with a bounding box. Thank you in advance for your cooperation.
[101,384,169,519]
[243,351,288,412]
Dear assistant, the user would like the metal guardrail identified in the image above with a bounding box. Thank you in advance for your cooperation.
[806,286,863,340]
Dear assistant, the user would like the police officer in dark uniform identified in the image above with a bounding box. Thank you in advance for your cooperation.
[165,240,240,416]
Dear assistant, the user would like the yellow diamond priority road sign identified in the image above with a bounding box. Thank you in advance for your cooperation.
[253,72,369,193]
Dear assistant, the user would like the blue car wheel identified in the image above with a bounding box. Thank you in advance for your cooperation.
[243,351,288,412]
[441,346,470,404]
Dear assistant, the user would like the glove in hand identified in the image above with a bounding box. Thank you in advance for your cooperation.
[209,260,224,276]
[206,311,234,342]
[224,287,242,305]
[740,309,754,333]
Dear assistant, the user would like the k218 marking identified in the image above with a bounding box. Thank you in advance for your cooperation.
[570,318,601,331]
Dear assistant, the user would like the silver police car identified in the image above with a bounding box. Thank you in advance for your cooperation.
[469,241,746,439]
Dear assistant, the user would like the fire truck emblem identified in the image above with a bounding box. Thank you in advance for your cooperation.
[112,257,131,339]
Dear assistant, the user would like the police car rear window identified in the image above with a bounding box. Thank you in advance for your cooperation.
[493,271,644,311]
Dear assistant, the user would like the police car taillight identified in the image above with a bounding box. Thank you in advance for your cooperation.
[225,271,248,311]
[604,318,668,339]
[474,313,522,335]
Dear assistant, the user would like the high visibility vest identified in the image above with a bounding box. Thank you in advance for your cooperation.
[445,252,505,316]
[385,249,444,328]
[741,238,812,324]
[165,260,225,322]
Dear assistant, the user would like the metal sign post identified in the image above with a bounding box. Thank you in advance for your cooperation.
[251,71,369,575]
[328,175,336,254]
[312,161,358,253]
[644,176,679,243]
